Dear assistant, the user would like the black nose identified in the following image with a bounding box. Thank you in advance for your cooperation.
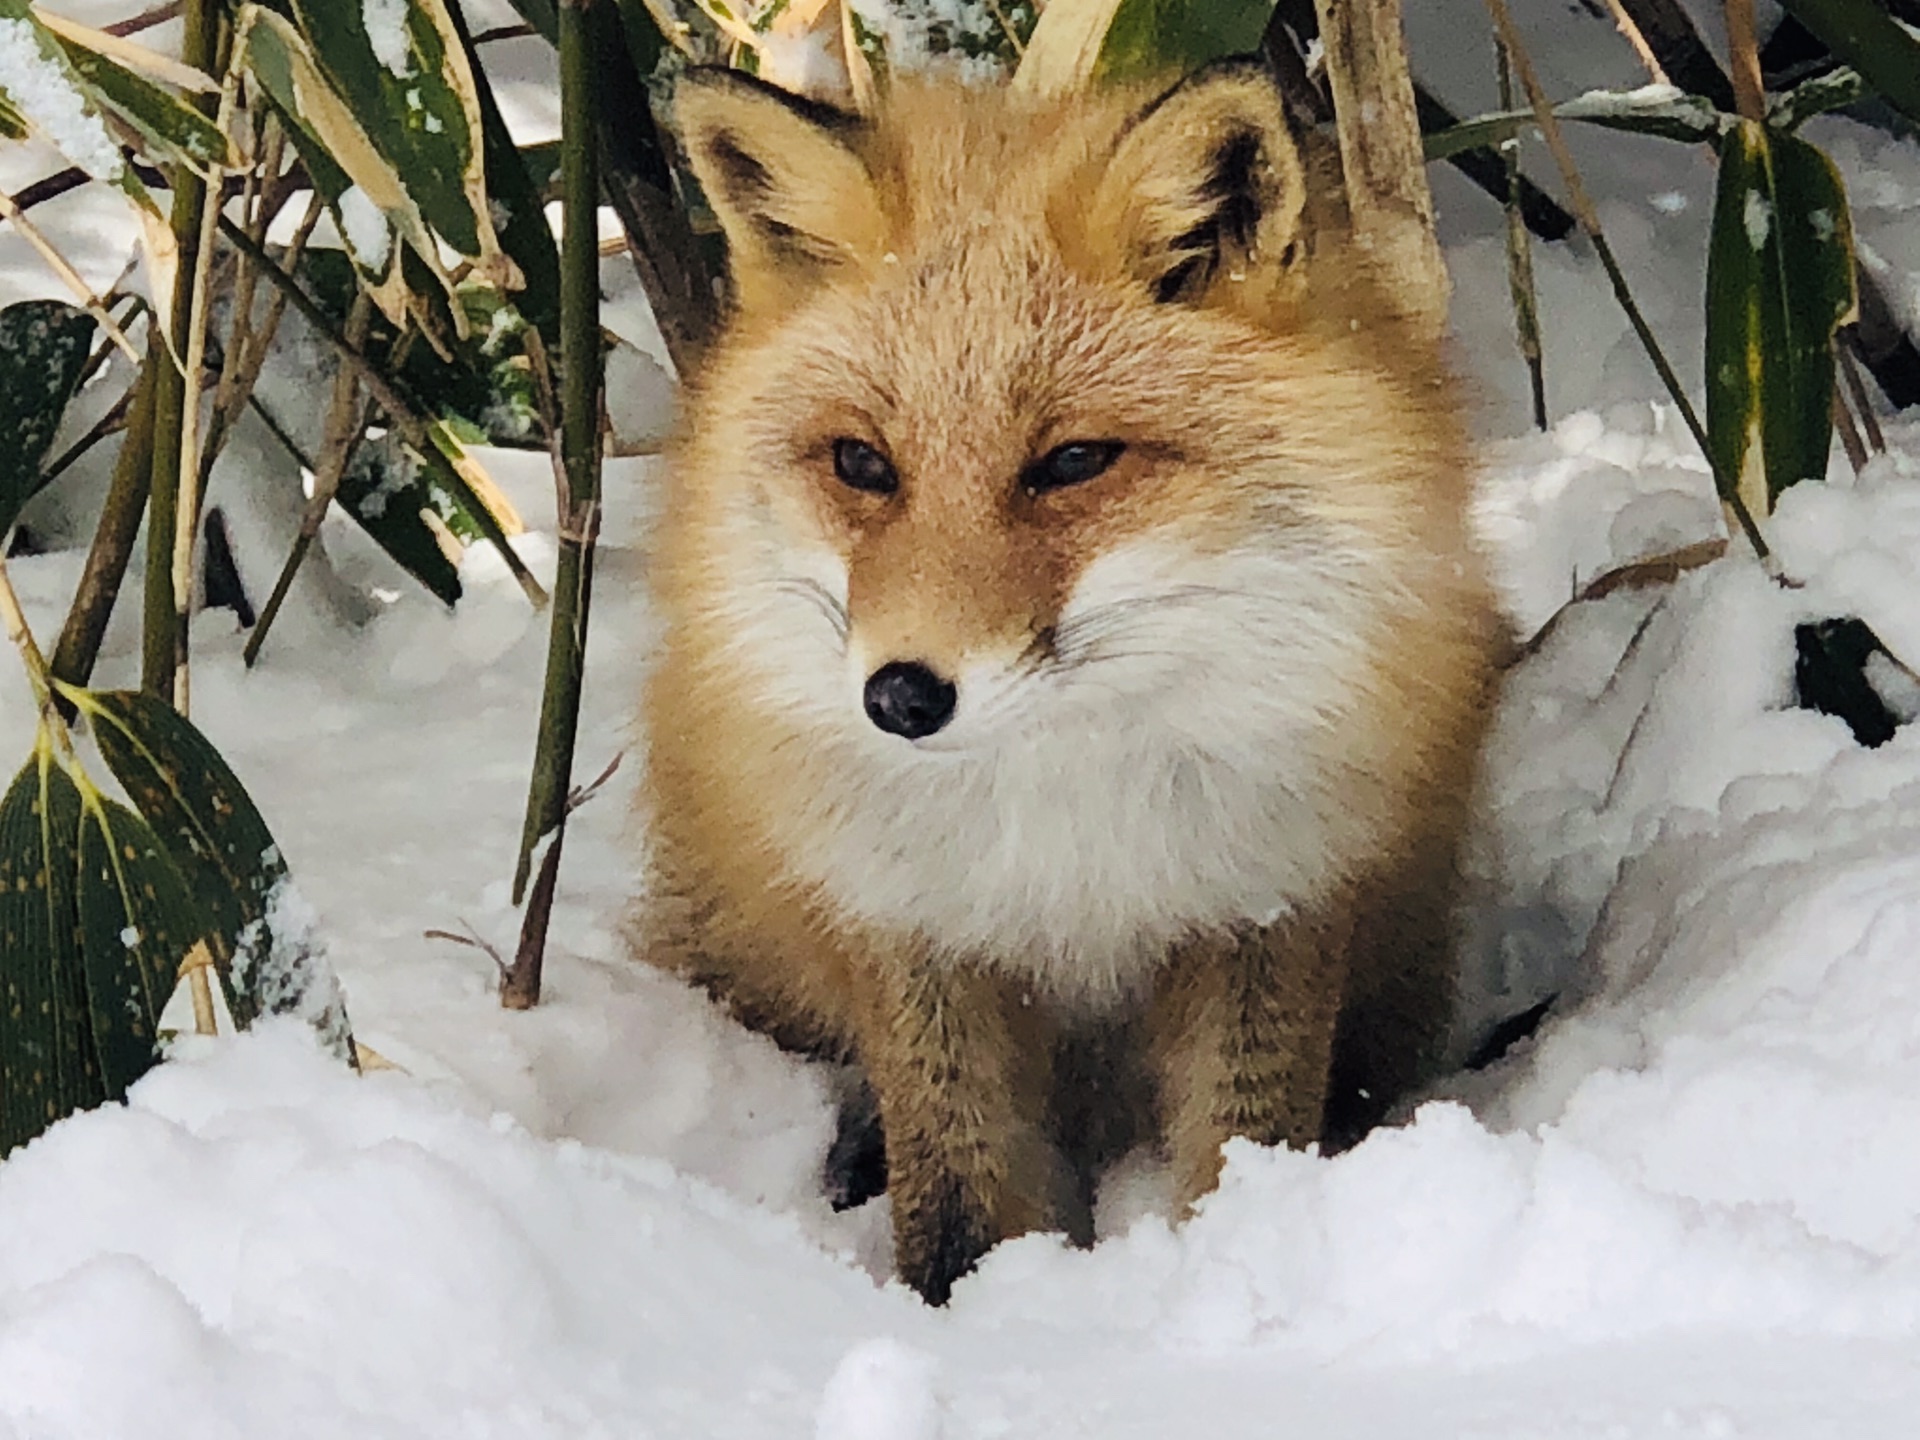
[864,661,956,740]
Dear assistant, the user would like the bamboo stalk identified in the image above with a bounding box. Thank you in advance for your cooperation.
[143,0,219,703]
[1311,0,1450,335]
[49,358,160,690]
[167,31,242,717]
[504,0,606,1009]
[1723,0,1767,121]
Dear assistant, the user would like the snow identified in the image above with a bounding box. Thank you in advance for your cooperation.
[3,4,1920,1435]
[335,184,393,274]
[0,17,122,182]
[362,0,414,80]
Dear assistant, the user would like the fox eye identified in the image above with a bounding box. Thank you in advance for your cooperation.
[1024,441,1126,494]
[833,438,899,495]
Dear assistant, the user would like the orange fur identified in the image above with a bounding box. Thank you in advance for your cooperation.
[635,62,1499,1304]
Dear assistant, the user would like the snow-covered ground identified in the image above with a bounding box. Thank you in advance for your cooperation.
[5,3,1920,1435]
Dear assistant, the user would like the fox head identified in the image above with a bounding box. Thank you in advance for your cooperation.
[658,63,1484,975]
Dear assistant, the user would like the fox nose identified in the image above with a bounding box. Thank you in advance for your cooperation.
[864,661,957,740]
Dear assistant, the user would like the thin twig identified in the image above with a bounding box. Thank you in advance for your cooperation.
[1839,343,1885,454]
[1832,384,1869,474]
[1600,0,1670,83]
[1723,0,1766,121]
[243,297,373,668]
[0,190,141,359]
[424,923,510,981]
[0,552,53,715]
[1482,0,1769,560]
[981,0,1027,57]
[473,23,538,44]
[1497,38,1547,429]
[104,2,180,38]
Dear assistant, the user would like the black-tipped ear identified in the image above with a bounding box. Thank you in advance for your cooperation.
[673,69,886,313]
[1092,61,1307,306]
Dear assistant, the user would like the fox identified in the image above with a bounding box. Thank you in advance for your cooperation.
[635,58,1498,1305]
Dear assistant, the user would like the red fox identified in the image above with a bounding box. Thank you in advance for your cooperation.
[637,59,1497,1304]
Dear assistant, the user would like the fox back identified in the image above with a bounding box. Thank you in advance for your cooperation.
[639,63,1497,1303]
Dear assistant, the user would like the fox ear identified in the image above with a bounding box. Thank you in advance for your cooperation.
[674,69,886,313]
[1093,62,1307,306]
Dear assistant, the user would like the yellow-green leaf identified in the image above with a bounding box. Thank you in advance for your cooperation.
[1705,120,1857,516]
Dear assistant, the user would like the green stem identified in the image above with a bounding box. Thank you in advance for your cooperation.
[142,0,219,704]
[50,357,159,691]
[505,0,604,1008]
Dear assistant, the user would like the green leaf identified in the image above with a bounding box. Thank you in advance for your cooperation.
[242,6,513,334]
[68,688,281,1027]
[73,787,195,1097]
[1097,0,1274,81]
[1768,66,1866,134]
[286,0,507,272]
[1780,0,1920,130]
[1705,120,1857,517]
[611,0,667,72]
[335,434,465,606]
[0,300,99,536]
[462,22,560,345]
[67,687,355,1061]
[1423,85,1730,162]
[0,743,100,1155]
[50,34,230,173]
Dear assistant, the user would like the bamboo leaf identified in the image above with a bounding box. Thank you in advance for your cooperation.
[286,0,514,284]
[1423,85,1730,162]
[0,1,152,205]
[1768,65,1865,133]
[0,741,100,1155]
[241,6,514,334]
[1705,119,1857,517]
[1779,0,1920,130]
[1011,0,1122,96]
[72,785,195,1097]
[66,687,355,1059]
[0,300,98,536]
[1097,0,1275,84]
[334,434,465,606]
[49,31,233,174]
[65,687,283,1028]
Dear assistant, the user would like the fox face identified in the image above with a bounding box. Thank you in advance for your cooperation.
[659,65,1485,1002]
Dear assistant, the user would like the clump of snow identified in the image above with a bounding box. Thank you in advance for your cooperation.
[234,878,354,1065]
[362,0,414,79]
[0,19,122,181]
[335,184,393,273]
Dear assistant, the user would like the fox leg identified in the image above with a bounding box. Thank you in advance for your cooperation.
[1149,900,1355,1210]
[849,957,1069,1305]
